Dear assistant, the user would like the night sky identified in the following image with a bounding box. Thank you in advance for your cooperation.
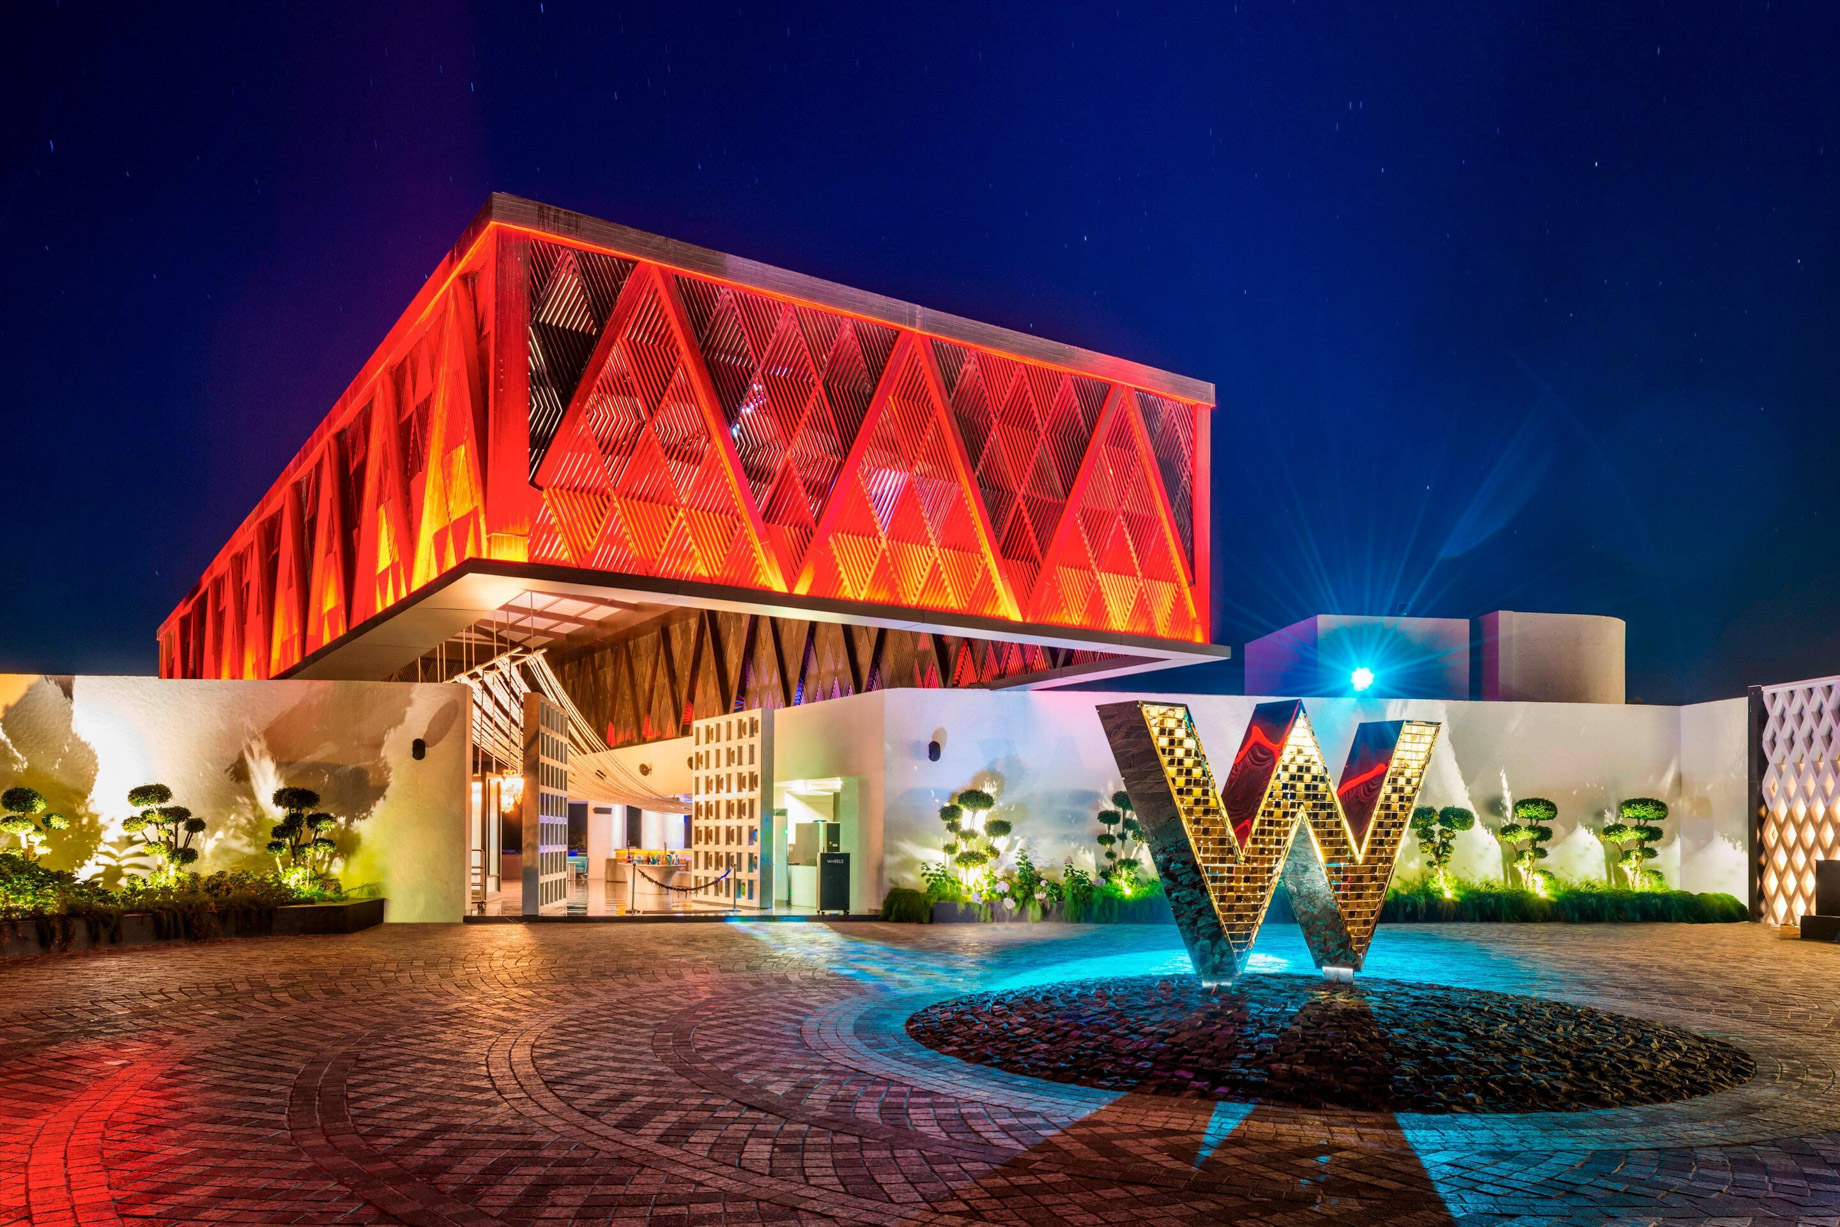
[5,3,1837,703]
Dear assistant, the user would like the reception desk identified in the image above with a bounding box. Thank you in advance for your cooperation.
[605,857,697,914]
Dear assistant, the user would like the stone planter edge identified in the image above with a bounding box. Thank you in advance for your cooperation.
[0,897,387,958]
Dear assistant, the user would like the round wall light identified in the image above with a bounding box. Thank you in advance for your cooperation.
[1350,666,1376,692]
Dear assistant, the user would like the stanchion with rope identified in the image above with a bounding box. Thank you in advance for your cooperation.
[624,864,736,915]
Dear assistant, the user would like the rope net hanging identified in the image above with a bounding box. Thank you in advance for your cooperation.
[454,648,690,813]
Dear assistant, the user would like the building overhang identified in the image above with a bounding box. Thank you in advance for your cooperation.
[285,558,1229,690]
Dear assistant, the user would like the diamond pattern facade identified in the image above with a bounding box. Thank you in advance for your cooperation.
[1758,677,1840,925]
[159,198,1211,685]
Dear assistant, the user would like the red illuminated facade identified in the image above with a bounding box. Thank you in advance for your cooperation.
[159,196,1215,708]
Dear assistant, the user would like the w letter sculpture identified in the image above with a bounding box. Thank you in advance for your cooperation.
[1097,700,1440,984]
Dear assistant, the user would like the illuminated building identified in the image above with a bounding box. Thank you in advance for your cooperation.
[153,195,1224,913]
[158,195,1223,746]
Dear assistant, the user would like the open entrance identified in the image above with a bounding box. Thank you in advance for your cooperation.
[468,690,866,917]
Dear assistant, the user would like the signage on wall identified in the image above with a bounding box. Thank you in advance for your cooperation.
[1097,699,1439,984]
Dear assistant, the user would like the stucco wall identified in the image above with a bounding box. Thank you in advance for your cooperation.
[0,675,469,922]
[1480,610,1626,704]
[870,689,1750,900]
[1677,697,1750,900]
[773,692,887,911]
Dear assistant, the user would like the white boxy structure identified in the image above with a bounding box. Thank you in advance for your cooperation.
[598,687,1752,912]
[0,670,1758,923]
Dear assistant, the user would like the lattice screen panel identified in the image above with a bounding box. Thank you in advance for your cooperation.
[521,693,571,914]
[1759,678,1840,925]
[691,709,774,909]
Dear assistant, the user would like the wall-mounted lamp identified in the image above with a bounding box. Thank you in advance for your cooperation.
[411,738,426,761]
[640,762,653,776]
[927,740,941,762]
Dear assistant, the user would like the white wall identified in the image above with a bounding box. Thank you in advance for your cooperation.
[593,736,692,797]
[773,692,886,910]
[0,675,470,922]
[853,689,1750,900]
[1481,610,1626,703]
[1677,698,1750,898]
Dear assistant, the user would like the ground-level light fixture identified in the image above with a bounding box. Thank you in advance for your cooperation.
[1350,666,1376,692]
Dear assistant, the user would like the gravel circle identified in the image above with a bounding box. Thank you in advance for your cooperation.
[906,974,1756,1113]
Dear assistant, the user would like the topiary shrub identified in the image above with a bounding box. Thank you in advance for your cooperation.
[0,787,69,863]
[265,786,358,890]
[1409,805,1474,895]
[1095,790,1145,882]
[1497,798,1557,892]
[121,783,205,884]
[1601,797,1669,890]
[935,786,1003,890]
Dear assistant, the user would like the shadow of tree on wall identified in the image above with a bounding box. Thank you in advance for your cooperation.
[214,685,423,875]
[0,676,107,877]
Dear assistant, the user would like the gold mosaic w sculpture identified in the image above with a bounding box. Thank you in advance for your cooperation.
[1096,700,1439,983]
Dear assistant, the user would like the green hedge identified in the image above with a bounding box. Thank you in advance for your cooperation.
[880,886,934,923]
[1061,888,1167,924]
[880,871,1750,926]
[1382,878,1748,924]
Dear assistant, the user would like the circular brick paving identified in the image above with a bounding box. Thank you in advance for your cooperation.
[905,974,1757,1113]
[1,920,1837,1225]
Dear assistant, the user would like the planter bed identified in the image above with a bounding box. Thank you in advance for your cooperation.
[929,896,1175,925]
[891,884,1747,926]
[0,898,385,958]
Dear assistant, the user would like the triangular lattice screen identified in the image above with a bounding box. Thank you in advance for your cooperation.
[528,246,1205,641]
[160,222,1210,682]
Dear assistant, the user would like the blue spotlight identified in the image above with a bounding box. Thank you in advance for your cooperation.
[1350,666,1376,692]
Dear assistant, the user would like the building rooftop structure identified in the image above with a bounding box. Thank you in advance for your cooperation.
[159,195,1224,760]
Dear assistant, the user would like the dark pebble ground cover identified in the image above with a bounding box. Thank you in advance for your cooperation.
[906,973,1756,1114]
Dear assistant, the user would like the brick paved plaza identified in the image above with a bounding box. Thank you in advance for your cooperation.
[2,919,1837,1226]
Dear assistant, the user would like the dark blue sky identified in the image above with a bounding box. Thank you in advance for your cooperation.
[4,3,1837,702]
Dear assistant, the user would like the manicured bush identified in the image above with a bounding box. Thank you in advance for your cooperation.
[1409,805,1473,894]
[932,786,1005,887]
[1497,798,1557,891]
[122,782,205,883]
[881,886,933,923]
[1383,875,1746,924]
[1095,790,1145,880]
[1602,797,1669,889]
[266,786,362,891]
[1,787,69,863]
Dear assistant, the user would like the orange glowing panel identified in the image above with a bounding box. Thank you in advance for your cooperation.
[158,198,1212,681]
